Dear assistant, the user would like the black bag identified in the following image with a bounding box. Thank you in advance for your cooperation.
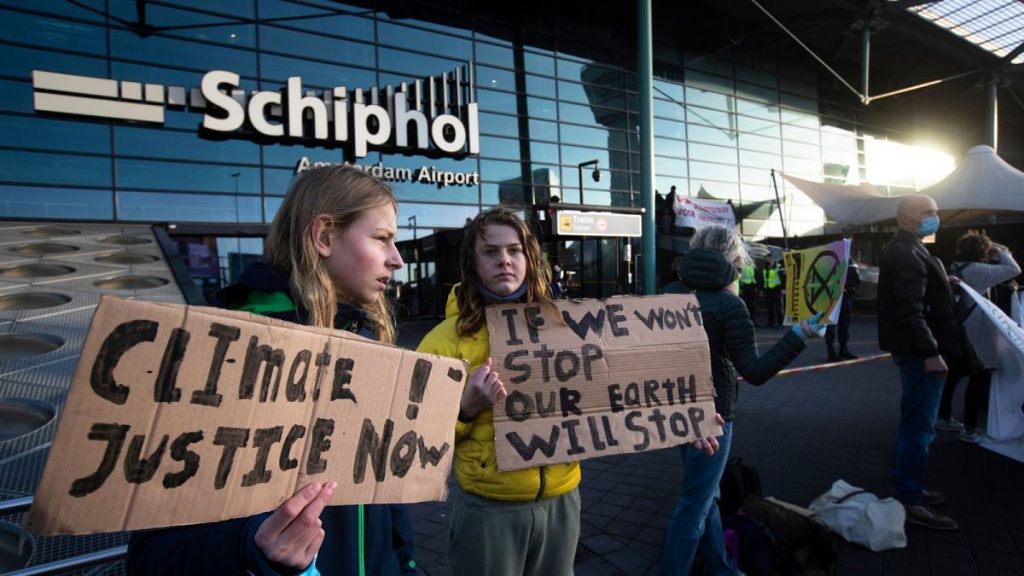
[719,457,763,516]
[743,495,837,576]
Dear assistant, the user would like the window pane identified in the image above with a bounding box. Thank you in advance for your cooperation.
[476,87,518,115]
[378,47,462,78]
[109,0,255,48]
[119,191,262,222]
[0,114,110,153]
[690,142,736,164]
[116,127,260,164]
[529,141,560,164]
[260,54,375,88]
[526,96,557,120]
[0,79,32,114]
[379,22,472,60]
[689,160,737,183]
[263,145,342,168]
[0,150,110,186]
[0,0,105,22]
[263,168,296,196]
[524,51,555,76]
[655,156,687,178]
[0,185,112,219]
[525,74,556,98]
[0,8,107,54]
[479,112,519,136]
[528,118,558,142]
[687,121,737,147]
[480,135,522,162]
[117,159,259,193]
[110,30,256,76]
[475,42,514,69]
[560,124,617,148]
[0,45,106,78]
[258,0,374,41]
[654,137,687,159]
[260,26,374,66]
[477,65,516,92]
[653,119,686,140]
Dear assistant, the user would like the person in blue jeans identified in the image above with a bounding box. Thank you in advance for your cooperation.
[878,194,962,531]
[660,225,824,575]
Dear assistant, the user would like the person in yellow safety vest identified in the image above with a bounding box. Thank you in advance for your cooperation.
[762,255,784,329]
[739,263,759,325]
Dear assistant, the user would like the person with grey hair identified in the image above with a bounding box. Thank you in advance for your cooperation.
[660,224,825,575]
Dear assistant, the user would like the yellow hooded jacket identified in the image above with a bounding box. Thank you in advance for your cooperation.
[416,286,581,501]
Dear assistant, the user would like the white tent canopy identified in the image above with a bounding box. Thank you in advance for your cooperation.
[785,145,1024,226]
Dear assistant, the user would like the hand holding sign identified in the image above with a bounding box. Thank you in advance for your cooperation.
[689,413,725,455]
[460,357,507,420]
[255,481,336,569]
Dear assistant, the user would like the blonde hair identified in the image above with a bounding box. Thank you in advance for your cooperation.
[265,165,398,344]
[690,225,751,269]
[457,207,553,338]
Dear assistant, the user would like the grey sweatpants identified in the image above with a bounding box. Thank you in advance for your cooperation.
[448,487,581,576]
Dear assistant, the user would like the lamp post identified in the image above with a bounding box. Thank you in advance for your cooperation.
[407,215,419,315]
[576,160,600,205]
[230,172,241,223]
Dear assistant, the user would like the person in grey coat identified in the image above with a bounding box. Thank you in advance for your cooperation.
[936,230,1021,442]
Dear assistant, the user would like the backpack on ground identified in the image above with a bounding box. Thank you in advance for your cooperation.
[719,457,763,516]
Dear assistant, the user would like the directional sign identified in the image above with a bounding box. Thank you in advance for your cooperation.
[555,210,642,237]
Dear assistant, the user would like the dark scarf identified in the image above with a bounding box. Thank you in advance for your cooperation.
[478,283,527,304]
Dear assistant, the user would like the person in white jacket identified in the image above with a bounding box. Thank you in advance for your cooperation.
[936,230,1021,442]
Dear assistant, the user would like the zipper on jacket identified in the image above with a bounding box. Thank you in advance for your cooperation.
[534,466,546,500]
[358,504,365,576]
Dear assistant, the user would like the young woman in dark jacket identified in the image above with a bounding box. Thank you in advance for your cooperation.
[660,225,824,575]
[127,166,416,575]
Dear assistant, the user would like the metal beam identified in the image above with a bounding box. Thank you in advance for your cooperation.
[881,0,935,12]
[638,0,656,295]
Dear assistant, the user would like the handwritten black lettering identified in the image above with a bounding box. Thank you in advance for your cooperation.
[389,430,417,478]
[91,320,158,404]
[285,350,311,402]
[306,418,334,474]
[505,427,560,461]
[280,424,305,471]
[625,411,649,450]
[562,419,585,455]
[562,308,605,339]
[193,323,240,407]
[212,427,249,490]
[124,433,169,484]
[163,431,203,489]
[331,357,357,402]
[353,418,394,484]
[239,337,284,402]
[504,349,531,384]
[154,328,189,403]
[70,423,130,497]
[242,426,283,487]
[501,308,523,345]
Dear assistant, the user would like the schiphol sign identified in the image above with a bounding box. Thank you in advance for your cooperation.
[31,63,480,160]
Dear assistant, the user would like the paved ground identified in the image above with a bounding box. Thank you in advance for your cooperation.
[396,312,1024,576]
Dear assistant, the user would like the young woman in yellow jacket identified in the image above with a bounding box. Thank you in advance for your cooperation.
[417,207,579,575]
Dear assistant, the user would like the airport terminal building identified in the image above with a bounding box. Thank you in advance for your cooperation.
[1,1,1023,572]
[4,0,1019,302]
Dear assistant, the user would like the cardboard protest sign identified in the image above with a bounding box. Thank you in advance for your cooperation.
[486,294,719,472]
[782,239,851,326]
[27,296,467,536]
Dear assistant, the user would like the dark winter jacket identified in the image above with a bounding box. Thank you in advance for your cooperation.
[127,261,417,576]
[877,229,961,359]
[673,248,806,421]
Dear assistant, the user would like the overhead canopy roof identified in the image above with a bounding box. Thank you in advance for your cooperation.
[786,145,1024,226]
[906,1,1024,65]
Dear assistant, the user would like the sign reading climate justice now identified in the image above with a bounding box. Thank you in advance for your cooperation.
[486,294,719,471]
[27,297,467,536]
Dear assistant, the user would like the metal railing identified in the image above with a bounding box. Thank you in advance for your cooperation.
[0,496,127,576]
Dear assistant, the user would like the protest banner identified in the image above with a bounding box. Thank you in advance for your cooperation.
[27,296,467,535]
[958,284,1024,463]
[486,294,719,472]
[782,239,851,326]
[673,196,737,229]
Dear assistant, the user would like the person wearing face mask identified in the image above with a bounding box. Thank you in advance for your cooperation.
[878,194,961,531]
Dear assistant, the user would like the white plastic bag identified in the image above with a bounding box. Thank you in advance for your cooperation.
[808,479,907,551]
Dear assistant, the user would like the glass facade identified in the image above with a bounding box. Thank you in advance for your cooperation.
[0,0,958,281]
